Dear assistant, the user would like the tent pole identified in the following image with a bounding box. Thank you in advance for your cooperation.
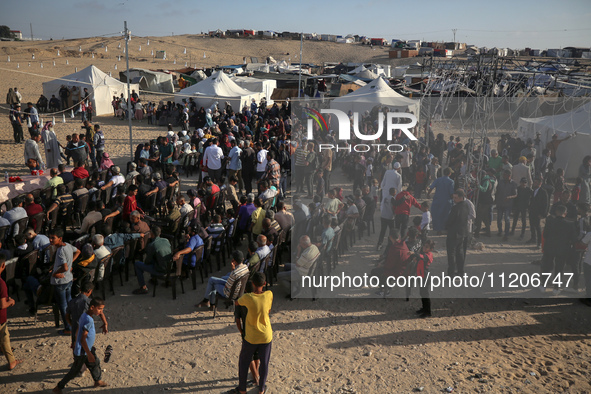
[125,21,133,161]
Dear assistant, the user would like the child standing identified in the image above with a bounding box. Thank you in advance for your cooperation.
[419,201,432,241]
[414,166,427,198]
[572,177,582,204]
[365,157,374,186]
[553,168,565,203]
[370,178,380,205]
[86,101,93,122]
[53,298,108,393]
[236,273,273,394]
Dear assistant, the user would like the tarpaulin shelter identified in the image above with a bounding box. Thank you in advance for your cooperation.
[119,68,174,93]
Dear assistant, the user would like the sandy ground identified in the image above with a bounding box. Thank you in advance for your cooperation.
[0,37,590,393]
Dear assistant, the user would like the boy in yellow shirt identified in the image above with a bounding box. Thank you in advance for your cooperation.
[235,272,272,394]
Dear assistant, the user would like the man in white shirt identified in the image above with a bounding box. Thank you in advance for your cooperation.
[3,197,28,236]
[381,162,402,202]
[101,166,125,198]
[203,138,224,183]
[177,195,194,218]
[255,143,268,181]
[258,181,277,203]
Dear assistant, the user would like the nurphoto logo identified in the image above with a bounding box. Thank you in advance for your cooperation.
[304,108,418,153]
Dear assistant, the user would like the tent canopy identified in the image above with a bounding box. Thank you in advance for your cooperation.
[175,70,262,110]
[330,77,420,118]
[119,68,174,93]
[518,101,591,178]
[229,75,277,104]
[42,65,138,116]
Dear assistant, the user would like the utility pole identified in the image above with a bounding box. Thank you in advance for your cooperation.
[30,23,34,40]
[124,21,133,160]
[452,29,457,46]
[297,32,303,98]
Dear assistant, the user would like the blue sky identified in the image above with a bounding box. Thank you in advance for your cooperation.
[2,0,590,49]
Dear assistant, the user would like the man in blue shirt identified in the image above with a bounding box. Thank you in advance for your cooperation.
[174,224,204,269]
[53,298,108,393]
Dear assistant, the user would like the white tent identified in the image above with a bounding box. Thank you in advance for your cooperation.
[42,65,138,116]
[175,70,262,110]
[119,68,174,93]
[229,76,277,104]
[518,102,591,178]
[330,77,420,118]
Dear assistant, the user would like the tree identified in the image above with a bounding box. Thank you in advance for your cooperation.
[0,26,15,39]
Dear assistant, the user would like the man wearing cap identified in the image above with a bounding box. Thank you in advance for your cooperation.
[9,103,24,144]
[381,158,403,202]
[100,166,124,198]
[126,162,140,183]
[511,156,532,188]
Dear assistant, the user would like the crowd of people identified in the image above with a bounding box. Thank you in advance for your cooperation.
[2,91,590,393]
[2,95,301,394]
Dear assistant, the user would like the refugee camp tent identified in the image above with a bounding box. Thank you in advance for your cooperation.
[330,77,420,118]
[229,75,277,104]
[518,101,591,178]
[175,70,262,110]
[119,68,174,93]
[42,65,139,116]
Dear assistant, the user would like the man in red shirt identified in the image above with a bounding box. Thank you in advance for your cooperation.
[24,193,43,230]
[71,161,89,179]
[394,189,422,239]
[0,253,23,370]
[204,176,220,210]
[122,185,142,221]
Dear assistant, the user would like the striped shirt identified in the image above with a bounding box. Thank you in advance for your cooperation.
[223,263,249,298]
[294,147,308,167]
[265,159,281,187]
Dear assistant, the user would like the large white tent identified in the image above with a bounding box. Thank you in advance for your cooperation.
[330,77,420,118]
[229,75,277,104]
[42,65,138,116]
[518,101,591,178]
[175,71,262,110]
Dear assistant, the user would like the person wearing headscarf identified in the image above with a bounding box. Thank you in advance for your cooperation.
[205,108,214,128]
[40,121,62,169]
[99,152,114,171]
